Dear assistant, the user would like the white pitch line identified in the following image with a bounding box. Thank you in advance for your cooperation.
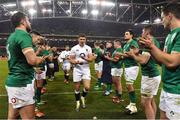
[0,88,162,97]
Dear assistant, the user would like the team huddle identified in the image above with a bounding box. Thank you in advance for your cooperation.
[5,2,180,120]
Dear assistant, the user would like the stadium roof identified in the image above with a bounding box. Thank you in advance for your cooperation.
[0,0,176,24]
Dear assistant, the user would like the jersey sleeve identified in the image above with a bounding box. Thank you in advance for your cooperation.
[88,47,92,54]
[60,51,65,58]
[172,33,180,53]
[70,47,76,56]
[44,50,49,56]
[19,33,32,50]
[154,38,160,49]
[117,48,123,53]
[131,40,139,48]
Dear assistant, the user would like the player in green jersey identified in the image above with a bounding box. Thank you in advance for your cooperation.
[30,31,49,117]
[126,25,161,119]
[5,12,45,119]
[139,2,180,119]
[105,40,123,103]
[93,42,103,90]
[122,29,139,114]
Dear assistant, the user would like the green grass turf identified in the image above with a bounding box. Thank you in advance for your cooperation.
[0,60,162,119]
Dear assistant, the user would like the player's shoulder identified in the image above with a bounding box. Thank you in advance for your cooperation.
[84,44,92,49]
[71,44,79,49]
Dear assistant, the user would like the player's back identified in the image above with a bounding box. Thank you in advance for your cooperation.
[6,29,34,87]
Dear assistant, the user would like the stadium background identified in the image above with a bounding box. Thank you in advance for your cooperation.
[0,0,175,119]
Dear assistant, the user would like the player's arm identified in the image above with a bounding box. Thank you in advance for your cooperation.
[150,45,179,68]
[132,52,150,64]
[68,54,79,64]
[35,46,43,55]
[22,47,45,66]
[82,53,96,62]
[140,37,180,68]
[81,47,95,62]
[105,52,122,62]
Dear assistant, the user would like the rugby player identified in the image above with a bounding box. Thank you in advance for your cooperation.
[69,33,95,112]
[139,2,180,119]
[122,29,139,114]
[60,45,71,84]
[5,12,45,119]
[93,42,103,90]
[126,25,161,119]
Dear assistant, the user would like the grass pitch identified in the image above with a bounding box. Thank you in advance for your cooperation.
[0,60,162,119]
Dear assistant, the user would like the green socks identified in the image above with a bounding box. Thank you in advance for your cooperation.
[106,83,112,91]
[129,91,136,103]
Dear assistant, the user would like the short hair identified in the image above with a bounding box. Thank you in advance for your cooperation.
[162,2,180,19]
[30,31,41,36]
[126,29,134,37]
[106,41,113,44]
[94,41,100,46]
[11,11,27,28]
[144,25,154,35]
[78,33,86,38]
[114,39,121,45]
[99,44,105,49]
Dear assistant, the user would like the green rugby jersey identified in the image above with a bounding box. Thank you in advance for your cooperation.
[123,39,139,68]
[141,37,160,77]
[162,28,180,94]
[93,48,102,63]
[111,47,123,68]
[35,47,49,70]
[6,29,34,87]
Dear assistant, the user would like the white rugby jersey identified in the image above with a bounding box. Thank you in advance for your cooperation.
[70,44,92,68]
[60,50,71,64]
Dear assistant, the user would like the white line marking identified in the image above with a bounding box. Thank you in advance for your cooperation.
[0,88,162,97]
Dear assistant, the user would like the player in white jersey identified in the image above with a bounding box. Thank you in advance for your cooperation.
[60,45,71,84]
[69,33,95,112]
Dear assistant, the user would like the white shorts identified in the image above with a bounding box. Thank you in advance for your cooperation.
[94,61,103,72]
[73,67,91,82]
[124,66,139,84]
[35,71,46,80]
[141,75,161,98]
[62,63,71,71]
[48,63,54,69]
[111,68,123,77]
[159,89,180,119]
[5,80,35,109]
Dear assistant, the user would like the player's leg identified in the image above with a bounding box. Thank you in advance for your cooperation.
[65,63,71,84]
[94,61,103,90]
[97,62,103,88]
[112,68,123,103]
[74,82,81,112]
[151,75,161,118]
[81,68,91,108]
[81,80,90,108]
[141,97,155,119]
[125,66,139,114]
[8,104,19,119]
[160,110,168,120]
[35,72,46,105]
[73,68,82,112]
[48,62,54,81]
[94,70,102,90]
[19,104,35,119]
[151,97,157,117]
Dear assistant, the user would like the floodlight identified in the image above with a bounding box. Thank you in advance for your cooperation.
[91,10,99,15]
